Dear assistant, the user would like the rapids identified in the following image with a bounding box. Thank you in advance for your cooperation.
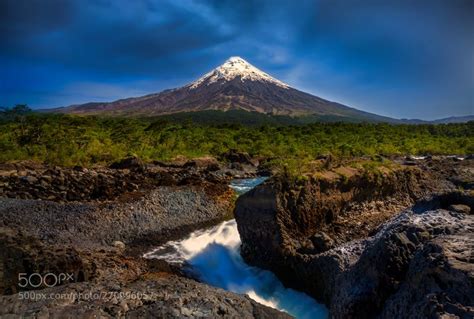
[144,177,328,318]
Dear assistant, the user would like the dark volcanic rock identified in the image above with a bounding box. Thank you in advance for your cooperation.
[222,149,255,166]
[0,163,292,317]
[0,161,234,203]
[109,156,145,171]
[235,159,474,317]
[0,225,288,318]
[0,183,235,251]
[380,234,474,318]
[331,208,474,319]
[0,275,291,319]
[235,166,443,274]
[0,182,236,296]
[448,203,471,214]
[0,163,236,292]
[0,227,144,295]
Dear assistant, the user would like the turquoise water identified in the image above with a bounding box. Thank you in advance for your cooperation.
[145,177,328,319]
[228,176,268,195]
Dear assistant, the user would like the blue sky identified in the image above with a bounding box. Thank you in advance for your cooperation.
[1,0,473,119]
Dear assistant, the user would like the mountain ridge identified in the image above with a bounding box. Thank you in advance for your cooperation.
[49,57,397,122]
[48,57,470,123]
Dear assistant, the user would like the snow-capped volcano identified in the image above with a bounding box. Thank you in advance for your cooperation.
[55,57,393,121]
[189,56,289,89]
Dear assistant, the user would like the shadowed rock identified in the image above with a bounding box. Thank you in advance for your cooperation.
[235,159,474,317]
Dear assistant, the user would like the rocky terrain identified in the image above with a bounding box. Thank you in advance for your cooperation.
[235,157,474,318]
[0,151,258,203]
[0,267,289,318]
[331,202,473,318]
[0,153,290,318]
[1,154,472,318]
[0,156,244,252]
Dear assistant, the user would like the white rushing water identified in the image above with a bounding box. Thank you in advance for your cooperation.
[144,177,328,319]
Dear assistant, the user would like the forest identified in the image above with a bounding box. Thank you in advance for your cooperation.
[0,107,472,168]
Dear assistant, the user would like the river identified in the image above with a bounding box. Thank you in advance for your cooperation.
[144,177,328,319]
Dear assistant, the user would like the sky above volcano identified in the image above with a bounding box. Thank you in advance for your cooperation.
[1,0,473,119]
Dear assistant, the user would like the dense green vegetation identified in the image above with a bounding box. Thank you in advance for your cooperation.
[155,110,379,125]
[0,110,472,167]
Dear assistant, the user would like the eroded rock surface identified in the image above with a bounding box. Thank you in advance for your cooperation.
[235,158,474,318]
[0,160,235,202]
[331,207,474,318]
[380,234,474,318]
[236,165,443,291]
[0,183,234,250]
[0,162,291,318]
[0,273,290,318]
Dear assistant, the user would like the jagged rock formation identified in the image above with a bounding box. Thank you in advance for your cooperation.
[331,201,473,318]
[234,158,474,317]
[235,165,444,280]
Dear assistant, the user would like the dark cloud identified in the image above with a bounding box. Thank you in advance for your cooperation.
[0,0,74,36]
[0,0,472,119]
[0,0,233,75]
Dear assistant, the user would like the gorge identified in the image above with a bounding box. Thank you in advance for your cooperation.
[144,178,328,318]
[0,154,472,318]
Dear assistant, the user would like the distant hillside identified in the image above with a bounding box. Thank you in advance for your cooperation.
[399,115,474,124]
[432,115,474,123]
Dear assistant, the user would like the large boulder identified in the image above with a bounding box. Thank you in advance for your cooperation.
[221,149,255,166]
[380,234,474,318]
[109,156,145,171]
[331,206,474,318]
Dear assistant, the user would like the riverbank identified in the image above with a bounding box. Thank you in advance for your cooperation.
[235,156,474,318]
[0,157,293,318]
[1,155,472,318]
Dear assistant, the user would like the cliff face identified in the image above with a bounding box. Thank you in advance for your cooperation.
[234,158,474,318]
[236,165,441,271]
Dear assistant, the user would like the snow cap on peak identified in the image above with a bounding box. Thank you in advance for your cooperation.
[189,56,290,89]
[226,56,248,63]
